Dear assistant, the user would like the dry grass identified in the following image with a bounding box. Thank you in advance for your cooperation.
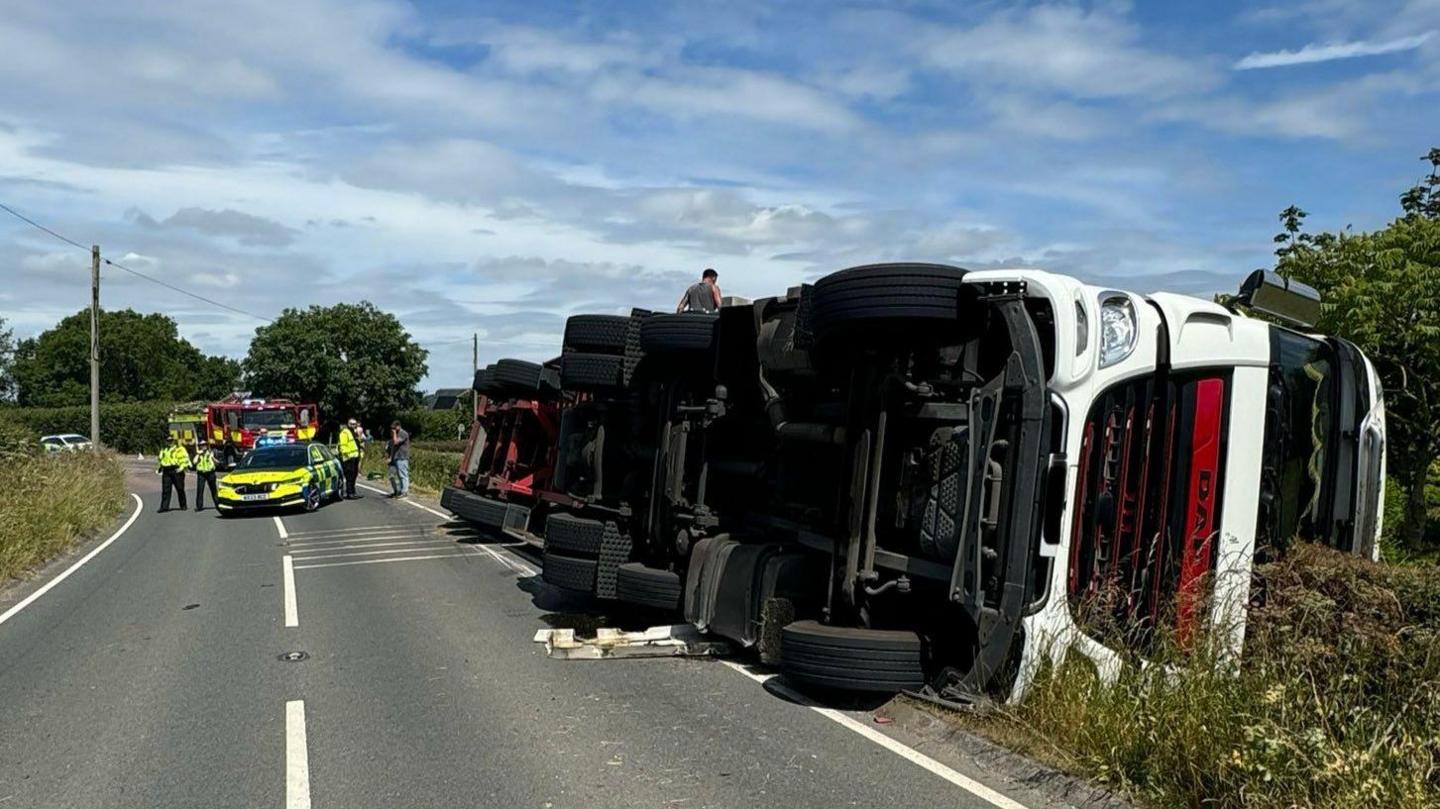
[963,546,1440,808]
[0,448,127,582]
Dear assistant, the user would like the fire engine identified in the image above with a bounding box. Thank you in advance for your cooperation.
[204,394,319,468]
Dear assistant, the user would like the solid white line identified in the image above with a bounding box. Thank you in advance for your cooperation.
[282,555,298,628]
[292,551,481,570]
[356,482,539,576]
[0,493,144,629]
[286,524,426,538]
[719,661,1030,809]
[285,531,434,547]
[273,515,288,540]
[285,700,311,809]
[289,539,451,555]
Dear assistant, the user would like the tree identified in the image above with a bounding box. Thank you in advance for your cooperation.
[242,302,428,426]
[0,316,15,401]
[1274,149,1440,546]
[12,309,241,407]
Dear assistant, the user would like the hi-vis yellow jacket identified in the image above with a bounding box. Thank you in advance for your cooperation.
[338,427,361,461]
[158,444,191,471]
[193,450,216,474]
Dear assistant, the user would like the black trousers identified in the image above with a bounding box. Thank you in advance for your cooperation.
[195,470,218,509]
[160,469,187,511]
[342,458,360,497]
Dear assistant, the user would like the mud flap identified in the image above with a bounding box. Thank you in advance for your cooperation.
[684,535,823,648]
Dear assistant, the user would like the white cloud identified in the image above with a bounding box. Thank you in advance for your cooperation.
[1235,31,1435,69]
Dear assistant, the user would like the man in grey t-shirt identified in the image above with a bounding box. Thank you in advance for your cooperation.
[676,268,721,313]
[386,421,411,497]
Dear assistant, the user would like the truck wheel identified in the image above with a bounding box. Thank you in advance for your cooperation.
[563,314,629,354]
[639,314,717,354]
[779,620,926,693]
[472,367,491,392]
[559,353,625,391]
[491,358,545,392]
[615,563,682,611]
[542,552,597,593]
[543,513,607,556]
[809,263,967,342]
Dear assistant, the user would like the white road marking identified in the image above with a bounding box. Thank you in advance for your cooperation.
[0,493,144,629]
[357,483,540,576]
[286,524,427,539]
[272,516,288,539]
[292,551,483,570]
[284,531,433,547]
[282,555,298,628]
[288,539,451,555]
[720,661,1031,809]
[285,700,311,809]
[285,545,472,563]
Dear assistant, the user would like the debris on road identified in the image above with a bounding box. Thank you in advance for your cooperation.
[534,624,730,660]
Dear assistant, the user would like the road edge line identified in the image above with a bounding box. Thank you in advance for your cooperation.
[0,493,144,629]
[282,555,298,627]
[719,661,1030,809]
[273,515,288,539]
[285,699,312,809]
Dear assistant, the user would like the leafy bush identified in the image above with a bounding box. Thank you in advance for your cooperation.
[0,418,38,460]
[0,401,175,453]
[0,450,126,581]
[982,546,1440,808]
[412,440,468,453]
[394,408,470,442]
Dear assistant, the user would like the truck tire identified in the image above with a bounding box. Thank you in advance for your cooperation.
[452,492,511,528]
[563,314,629,354]
[491,359,545,392]
[779,620,926,693]
[543,513,606,556]
[639,314,717,354]
[472,367,491,392]
[542,552,597,593]
[559,353,625,391]
[809,263,966,340]
[615,563,682,610]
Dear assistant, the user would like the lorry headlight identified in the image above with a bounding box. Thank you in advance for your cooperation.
[1098,294,1137,368]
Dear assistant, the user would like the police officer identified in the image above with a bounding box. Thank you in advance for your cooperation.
[157,437,190,513]
[338,418,362,499]
[193,440,219,511]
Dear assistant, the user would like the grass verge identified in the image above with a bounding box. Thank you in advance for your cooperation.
[0,450,127,583]
[360,446,462,495]
[958,545,1440,808]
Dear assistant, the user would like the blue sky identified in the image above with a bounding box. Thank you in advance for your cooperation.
[1,0,1436,389]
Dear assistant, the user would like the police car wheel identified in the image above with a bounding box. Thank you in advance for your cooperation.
[305,486,320,512]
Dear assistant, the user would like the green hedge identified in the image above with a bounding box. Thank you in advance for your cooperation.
[393,408,471,442]
[0,401,175,454]
[360,445,462,493]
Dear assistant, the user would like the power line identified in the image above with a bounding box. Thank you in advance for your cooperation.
[0,201,91,251]
[1,200,271,323]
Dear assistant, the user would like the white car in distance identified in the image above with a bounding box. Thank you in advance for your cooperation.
[40,433,93,453]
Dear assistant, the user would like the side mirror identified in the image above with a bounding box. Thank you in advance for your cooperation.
[1235,270,1322,329]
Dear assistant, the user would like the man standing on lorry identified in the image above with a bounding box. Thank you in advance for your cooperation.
[192,440,219,511]
[156,437,190,513]
[676,268,721,313]
[338,418,362,499]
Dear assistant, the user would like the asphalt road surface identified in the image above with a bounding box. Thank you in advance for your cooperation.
[0,465,1070,809]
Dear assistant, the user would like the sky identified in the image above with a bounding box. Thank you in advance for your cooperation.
[1,0,1437,391]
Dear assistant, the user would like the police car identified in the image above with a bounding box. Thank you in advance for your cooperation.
[215,443,344,514]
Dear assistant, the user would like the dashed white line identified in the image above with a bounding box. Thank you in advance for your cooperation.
[0,493,144,629]
[292,551,482,570]
[285,700,311,809]
[282,555,298,628]
[720,661,1030,809]
[272,515,288,539]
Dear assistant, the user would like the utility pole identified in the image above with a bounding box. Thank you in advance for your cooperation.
[472,332,479,421]
[89,245,101,450]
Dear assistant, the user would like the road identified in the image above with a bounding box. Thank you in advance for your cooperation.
[0,465,1069,809]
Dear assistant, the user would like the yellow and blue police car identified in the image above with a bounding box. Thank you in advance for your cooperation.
[216,442,344,515]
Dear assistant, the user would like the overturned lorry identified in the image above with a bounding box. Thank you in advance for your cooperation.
[444,264,1387,701]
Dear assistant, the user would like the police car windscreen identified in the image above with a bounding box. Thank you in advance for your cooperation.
[241,410,296,429]
[236,446,309,470]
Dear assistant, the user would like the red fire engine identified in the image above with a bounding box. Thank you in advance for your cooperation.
[205,394,319,468]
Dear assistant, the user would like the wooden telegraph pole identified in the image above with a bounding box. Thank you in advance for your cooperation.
[472,332,479,421]
[90,245,101,449]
